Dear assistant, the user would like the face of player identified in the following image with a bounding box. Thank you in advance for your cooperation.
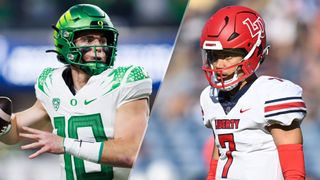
[74,31,108,63]
[203,50,244,82]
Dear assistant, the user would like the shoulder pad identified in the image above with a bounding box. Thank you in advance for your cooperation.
[126,66,150,83]
[104,66,131,94]
[37,68,55,96]
[106,66,150,91]
[106,66,131,91]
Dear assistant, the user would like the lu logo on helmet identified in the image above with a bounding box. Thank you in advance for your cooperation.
[242,17,265,38]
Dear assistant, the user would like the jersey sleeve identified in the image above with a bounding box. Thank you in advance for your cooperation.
[117,66,152,108]
[200,86,213,128]
[264,79,307,126]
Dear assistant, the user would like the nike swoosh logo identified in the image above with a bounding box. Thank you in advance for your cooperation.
[84,98,97,105]
[240,108,251,113]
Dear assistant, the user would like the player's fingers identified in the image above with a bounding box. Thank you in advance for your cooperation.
[21,142,42,150]
[28,147,48,159]
[19,132,39,140]
[21,126,42,134]
[11,113,16,120]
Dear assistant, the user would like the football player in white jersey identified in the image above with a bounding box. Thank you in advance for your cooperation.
[200,6,306,180]
[0,4,152,180]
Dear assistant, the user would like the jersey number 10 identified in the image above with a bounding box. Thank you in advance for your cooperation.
[54,114,113,180]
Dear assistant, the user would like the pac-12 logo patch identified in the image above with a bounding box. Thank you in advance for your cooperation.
[52,98,60,111]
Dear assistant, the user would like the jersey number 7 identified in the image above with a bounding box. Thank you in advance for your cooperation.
[218,133,236,178]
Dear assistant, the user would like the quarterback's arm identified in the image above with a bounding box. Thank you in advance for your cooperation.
[20,98,149,166]
[268,120,303,145]
[0,100,51,145]
[268,121,305,180]
[99,98,148,167]
[207,142,219,180]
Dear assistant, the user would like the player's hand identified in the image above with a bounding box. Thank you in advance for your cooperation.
[19,126,64,159]
[0,96,12,136]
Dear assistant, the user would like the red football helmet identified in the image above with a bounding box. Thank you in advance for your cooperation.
[200,6,269,91]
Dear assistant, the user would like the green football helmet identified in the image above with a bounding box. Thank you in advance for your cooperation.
[52,4,118,75]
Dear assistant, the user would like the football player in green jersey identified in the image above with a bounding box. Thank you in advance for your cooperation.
[0,4,152,180]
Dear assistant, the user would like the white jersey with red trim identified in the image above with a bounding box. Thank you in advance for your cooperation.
[200,75,306,180]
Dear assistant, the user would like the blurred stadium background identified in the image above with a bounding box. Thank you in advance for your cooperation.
[132,0,320,180]
[0,0,187,180]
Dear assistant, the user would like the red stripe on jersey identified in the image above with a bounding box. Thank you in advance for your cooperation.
[265,102,306,113]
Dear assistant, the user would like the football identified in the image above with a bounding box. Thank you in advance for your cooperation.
[0,97,12,135]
